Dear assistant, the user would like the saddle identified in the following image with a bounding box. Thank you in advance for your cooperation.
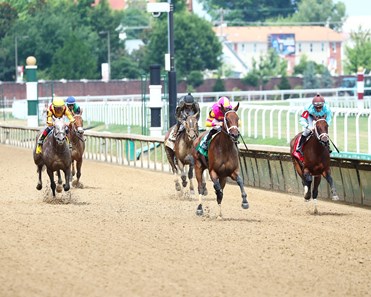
[196,131,221,157]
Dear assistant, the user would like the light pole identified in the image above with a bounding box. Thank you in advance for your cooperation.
[99,31,111,81]
[14,35,28,82]
[147,0,177,127]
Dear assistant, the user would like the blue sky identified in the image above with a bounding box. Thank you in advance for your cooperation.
[335,0,371,16]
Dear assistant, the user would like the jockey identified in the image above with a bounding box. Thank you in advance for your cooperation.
[169,93,200,141]
[296,93,333,155]
[200,96,232,150]
[66,96,81,115]
[35,97,75,154]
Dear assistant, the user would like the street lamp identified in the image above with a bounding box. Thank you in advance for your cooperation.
[14,35,28,82]
[99,31,111,81]
[147,0,177,127]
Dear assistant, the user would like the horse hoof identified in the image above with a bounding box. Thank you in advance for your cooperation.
[241,202,249,209]
[175,183,181,192]
[63,185,70,192]
[56,186,63,193]
[196,204,203,216]
[304,198,311,202]
[332,195,340,201]
[36,184,42,191]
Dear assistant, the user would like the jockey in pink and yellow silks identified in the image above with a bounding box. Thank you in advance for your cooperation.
[200,96,233,150]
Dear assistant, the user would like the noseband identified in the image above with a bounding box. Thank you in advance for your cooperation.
[53,120,67,145]
[313,119,329,146]
[223,110,240,142]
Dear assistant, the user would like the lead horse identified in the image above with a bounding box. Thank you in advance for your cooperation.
[33,118,72,197]
[290,118,339,211]
[192,103,249,218]
[165,113,199,197]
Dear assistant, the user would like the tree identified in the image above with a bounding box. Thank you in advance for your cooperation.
[303,62,320,89]
[187,71,204,90]
[242,49,287,90]
[199,0,298,24]
[320,68,333,88]
[50,34,98,80]
[212,77,225,92]
[0,2,18,39]
[282,0,346,31]
[293,55,327,76]
[144,11,222,80]
[343,27,371,74]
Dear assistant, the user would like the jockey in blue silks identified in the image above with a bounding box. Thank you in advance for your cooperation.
[296,94,333,155]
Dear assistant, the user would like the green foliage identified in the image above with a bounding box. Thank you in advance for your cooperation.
[343,27,371,74]
[242,49,287,90]
[320,68,333,88]
[212,77,225,92]
[0,2,18,38]
[144,12,222,79]
[293,55,326,76]
[50,34,98,80]
[303,62,320,89]
[278,74,291,90]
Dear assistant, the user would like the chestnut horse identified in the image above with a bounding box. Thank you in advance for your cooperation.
[192,103,249,218]
[33,118,72,197]
[165,113,199,197]
[290,118,339,206]
[68,114,85,187]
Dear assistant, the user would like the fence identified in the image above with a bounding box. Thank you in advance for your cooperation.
[1,124,370,207]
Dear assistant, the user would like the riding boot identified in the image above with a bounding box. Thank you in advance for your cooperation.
[296,134,306,155]
[36,134,46,154]
[170,123,179,141]
[201,129,216,150]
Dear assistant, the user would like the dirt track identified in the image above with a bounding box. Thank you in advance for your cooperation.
[0,145,370,297]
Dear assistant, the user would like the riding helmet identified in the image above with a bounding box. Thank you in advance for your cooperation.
[312,94,325,108]
[52,97,65,107]
[218,96,232,108]
[66,96,76,104]
[183,93,194,105]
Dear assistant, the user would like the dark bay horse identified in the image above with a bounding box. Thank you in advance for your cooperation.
[68,114,85,187]
[192,103,249,218]
[33,118,72,197]
[290,118,339,209]
[165,113,199,197]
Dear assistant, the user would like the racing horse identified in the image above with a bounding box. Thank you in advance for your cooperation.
[290,118,339,208]
[192,103,249,218]
[68,114,85,187]
[33,118,72,197]
[165,113,199,197]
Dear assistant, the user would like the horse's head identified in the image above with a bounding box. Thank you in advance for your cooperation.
[313,118,329,147]
[72,114,84,135]
[221,102,240,142]
[53,118,67,145]
[184,112,199,141]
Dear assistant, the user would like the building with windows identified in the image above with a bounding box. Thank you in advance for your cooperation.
[213,26,344,77]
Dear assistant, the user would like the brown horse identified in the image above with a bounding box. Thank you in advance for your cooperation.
[192,103,249,218]
[33,118,72,197]
[290,118,339,207]
[165,113,199,197]
[68,114,85,187]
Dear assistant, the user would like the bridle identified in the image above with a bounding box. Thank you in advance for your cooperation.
[313,118,329,146]
[71,115,85,142]
[53,119,67,145]
[223,109,240,142]
[183,115,199,141]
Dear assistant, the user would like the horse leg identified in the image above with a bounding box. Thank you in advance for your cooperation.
[303,171,312,201]
[165,147,181,192]
[36,165,43,190]
[323,171,339,201]
[63,168,71,192]
[56,170,63,193]
[195,159,205,216]
[312,176,321,199]
[236,175,249,209]
[73,158,83,188]
[47,169,57,197]
[211,174,224,219]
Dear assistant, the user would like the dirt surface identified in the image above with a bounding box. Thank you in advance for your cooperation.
[0,145,370,297]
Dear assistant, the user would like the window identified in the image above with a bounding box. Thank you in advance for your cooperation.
[298,43,301,52]
[332,42,336,53]
[321,43,324,51]
[310,43,313,52]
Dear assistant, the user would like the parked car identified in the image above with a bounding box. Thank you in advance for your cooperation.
[338,76,371,96]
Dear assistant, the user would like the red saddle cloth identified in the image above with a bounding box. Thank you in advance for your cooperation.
[292,136,304,163]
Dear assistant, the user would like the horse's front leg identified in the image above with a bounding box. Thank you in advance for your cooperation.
[303,171,312,201]
[312,176,321,199]
[63,167,71,192]
[235,175,249,209]
[210,171,224,218]
[323,171,339,200]
[72,158,83,188]
[56,170,63,193]
[36,165,43,190]
[185,155,195,195]
[195,160,206,216]
[47,169,56,197]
